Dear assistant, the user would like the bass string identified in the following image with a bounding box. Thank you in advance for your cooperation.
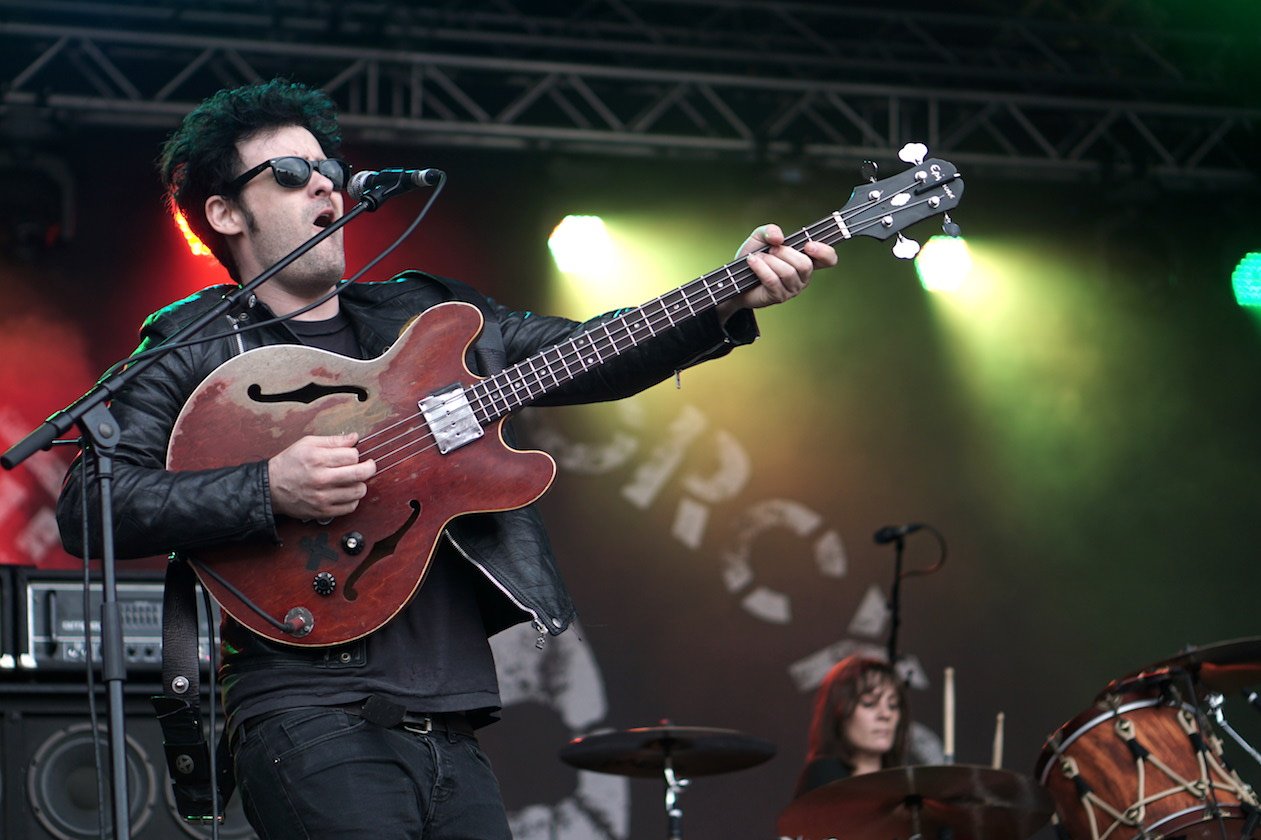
[347,191,947,480]
[466,194,937,418]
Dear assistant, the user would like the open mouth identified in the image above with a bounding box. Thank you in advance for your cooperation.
[313,210,335,229]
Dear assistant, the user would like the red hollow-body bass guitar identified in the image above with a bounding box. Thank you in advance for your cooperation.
[167,152,964,646]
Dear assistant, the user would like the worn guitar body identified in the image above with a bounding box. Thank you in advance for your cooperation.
[166,302,556,647]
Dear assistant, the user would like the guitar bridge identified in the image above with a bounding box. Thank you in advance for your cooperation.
[419,384,483,454]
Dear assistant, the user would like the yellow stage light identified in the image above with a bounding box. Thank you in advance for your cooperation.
[914,235,973,293]
[548,215,615,277]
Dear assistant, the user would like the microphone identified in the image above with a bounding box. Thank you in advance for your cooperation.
[347,167,444,203]
[873,523,924,544]
[1247,691,1261,713]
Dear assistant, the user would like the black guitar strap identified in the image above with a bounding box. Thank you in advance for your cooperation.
[429,274,508,376]
[152,556,233,823]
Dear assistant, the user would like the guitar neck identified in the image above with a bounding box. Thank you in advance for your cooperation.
[466,222,825,424]
[465,155,964,424]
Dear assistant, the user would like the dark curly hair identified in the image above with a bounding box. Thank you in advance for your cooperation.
[158,79,342,281]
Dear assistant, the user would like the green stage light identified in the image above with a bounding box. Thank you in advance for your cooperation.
[914,234,973,293]
[1231,252,1261,308]
[548,215,614,276]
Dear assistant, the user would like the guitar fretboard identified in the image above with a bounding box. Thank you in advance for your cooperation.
[465,248,775,423]
[466,159,961,423]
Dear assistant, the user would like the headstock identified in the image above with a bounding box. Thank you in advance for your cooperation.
[839,143,965,260]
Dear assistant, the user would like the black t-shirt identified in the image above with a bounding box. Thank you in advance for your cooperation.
[220,310,501,727]
[796,757,853,798]
[285,310,361,358]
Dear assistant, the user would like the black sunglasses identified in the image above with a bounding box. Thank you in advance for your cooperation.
[227,156,352,193]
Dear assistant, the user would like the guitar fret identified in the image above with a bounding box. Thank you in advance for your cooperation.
[641,308,657,338]
[489,377,507,408]
[549,350,564,388]
[716,269,732,303]
[609,318,633,352]
[481,384,504,419]
[506,372,525,403]
[558,341,577,378]
[524,356,549,393]
[602,322,622,357]
[628,316,646,343]
[573,335,593,369]
[489,375,509,406]
[519,370,535,399]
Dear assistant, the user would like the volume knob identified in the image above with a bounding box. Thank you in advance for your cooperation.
[312,571,337,597]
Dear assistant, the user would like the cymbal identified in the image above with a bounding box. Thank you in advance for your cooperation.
[777,764,1054,840]
[1098,636,1261,699]
[559,725,775,778]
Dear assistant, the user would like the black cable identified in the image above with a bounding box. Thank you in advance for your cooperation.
[190,559,296,635]
[899,523,948,579]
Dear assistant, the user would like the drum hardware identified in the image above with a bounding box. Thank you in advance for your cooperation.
[558,722,775,840]
[776,763,1054,840]
[1206,692,1261,773]
[1100,637,1261,701]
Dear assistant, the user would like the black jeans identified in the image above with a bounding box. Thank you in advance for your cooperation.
[233,707,512,839]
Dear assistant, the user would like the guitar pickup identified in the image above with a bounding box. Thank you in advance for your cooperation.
[419,384,483,454]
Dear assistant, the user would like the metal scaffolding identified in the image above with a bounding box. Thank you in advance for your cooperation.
[1,0,1257,187]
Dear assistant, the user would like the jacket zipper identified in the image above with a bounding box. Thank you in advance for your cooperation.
[226,312,246,355]
[444,531,550,649]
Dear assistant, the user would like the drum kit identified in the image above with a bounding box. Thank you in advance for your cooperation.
[559,638,1261,840]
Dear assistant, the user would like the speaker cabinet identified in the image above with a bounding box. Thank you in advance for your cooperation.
[0,684,255,839]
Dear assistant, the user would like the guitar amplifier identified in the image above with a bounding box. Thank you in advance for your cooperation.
[15,570,217,672]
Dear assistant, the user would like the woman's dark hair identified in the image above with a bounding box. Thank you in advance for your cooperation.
[793,655,910,797]
[157,79,342,281]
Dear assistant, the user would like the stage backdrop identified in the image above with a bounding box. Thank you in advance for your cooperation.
[1,124,1258,840]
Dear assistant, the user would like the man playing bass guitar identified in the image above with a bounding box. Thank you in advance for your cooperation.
[56,78,836,839]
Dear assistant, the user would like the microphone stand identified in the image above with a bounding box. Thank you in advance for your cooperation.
[1,193,382,838]
[878,525,946,667]
[886,535,907,666]
[1208,693,1261,771]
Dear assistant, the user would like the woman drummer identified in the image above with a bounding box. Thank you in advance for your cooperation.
[792,655,910,798]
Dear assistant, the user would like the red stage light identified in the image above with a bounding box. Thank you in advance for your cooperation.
[172,209,211,257]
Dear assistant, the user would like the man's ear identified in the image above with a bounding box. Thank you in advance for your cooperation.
[205,194,245,236]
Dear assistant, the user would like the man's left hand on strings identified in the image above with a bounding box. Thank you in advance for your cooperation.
[718,224,838,321]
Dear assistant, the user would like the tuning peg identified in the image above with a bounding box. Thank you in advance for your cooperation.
[860,160,879,183]
[942,214,962,237]
[898,142,928,166]
[892,233,921,260]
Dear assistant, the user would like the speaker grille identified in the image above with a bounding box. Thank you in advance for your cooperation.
[26,722,156,840]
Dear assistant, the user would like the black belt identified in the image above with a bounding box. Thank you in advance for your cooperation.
[334,700,475,737]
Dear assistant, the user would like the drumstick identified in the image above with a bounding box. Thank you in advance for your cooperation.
[991,711,1005,769]
[944,666,955,764]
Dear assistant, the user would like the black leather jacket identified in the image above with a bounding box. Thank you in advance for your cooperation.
[57,271,756,639]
